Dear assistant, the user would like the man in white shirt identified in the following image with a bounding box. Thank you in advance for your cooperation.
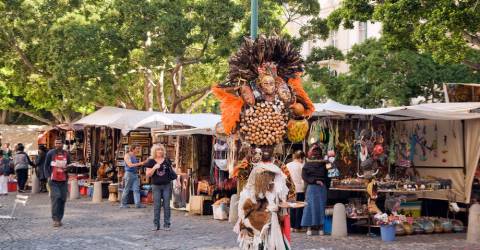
[286,150,306,231]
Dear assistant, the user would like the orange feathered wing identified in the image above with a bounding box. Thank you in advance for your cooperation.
[288,75,315,117]
[212,85,244,135]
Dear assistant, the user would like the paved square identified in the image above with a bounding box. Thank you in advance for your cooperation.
[0,194,478,250]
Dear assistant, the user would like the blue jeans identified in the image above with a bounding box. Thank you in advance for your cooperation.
[121,172,141,206]
[49,180,67,222]
[153,184,171,227]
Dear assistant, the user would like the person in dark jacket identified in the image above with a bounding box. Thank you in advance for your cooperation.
[145,144,176,231]
[301,143,330,236]
[44,139,71,227]
[0,150,12,195]
[35,145,48,192]
[13,143,35,192]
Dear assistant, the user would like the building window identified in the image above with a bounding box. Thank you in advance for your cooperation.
[358,21,367,42]
[330,30,337,48]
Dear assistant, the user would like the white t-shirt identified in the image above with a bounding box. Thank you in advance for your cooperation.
[286,160,304,193]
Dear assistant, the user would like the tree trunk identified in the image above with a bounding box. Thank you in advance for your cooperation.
[0,110,8,124]
[186,90,212,113]
[14,109,54,125]
[155,66,168,112]
[171,61,183,112]
[144,69,154,111]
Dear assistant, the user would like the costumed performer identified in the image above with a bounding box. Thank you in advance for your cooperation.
[234,151,290,250]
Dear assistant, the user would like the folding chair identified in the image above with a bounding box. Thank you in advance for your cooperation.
[0,195,29,220]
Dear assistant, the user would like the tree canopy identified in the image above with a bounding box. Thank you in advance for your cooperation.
[0,0,322,124]
[305,39,480,108]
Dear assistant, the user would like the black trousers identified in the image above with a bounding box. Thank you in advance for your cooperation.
[15,168,28,191]
[290,192,305,229]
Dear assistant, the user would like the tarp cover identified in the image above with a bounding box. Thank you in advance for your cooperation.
[314,100,480,120]
[74,107,220,134]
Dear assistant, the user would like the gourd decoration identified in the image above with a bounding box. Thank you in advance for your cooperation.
[212,35,314,146]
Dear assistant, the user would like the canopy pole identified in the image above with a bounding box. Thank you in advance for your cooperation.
[251,0,258,39]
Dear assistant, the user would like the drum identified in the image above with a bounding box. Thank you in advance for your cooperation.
[108,183,119,202]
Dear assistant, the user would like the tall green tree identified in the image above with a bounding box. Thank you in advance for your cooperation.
[307,39,480,108]
[0,0,322,124]
[325,0,480,70]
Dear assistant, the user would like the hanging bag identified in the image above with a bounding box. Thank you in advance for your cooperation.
[166,160,178,181]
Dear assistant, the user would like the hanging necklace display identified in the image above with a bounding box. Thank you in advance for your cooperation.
[431,123,438,158]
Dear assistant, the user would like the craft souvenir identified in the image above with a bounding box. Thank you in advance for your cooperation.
[412,222,424,234]
[240,83,255,106]
[433,219,443,233]
[287,119,309,143]
[441,219,453,233]
[421,219,435,234]
[452,220,464,232]
[403,222,414,235]
[308,120,322,146]
[290,102,305,117]
[213,36,313,144]
[395,224,406,236]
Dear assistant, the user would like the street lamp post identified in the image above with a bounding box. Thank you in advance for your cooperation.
[250,0,258,39]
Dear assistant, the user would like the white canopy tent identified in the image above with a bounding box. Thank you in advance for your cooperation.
[314,100,480,120]
[313,100,480,203]
[74,106,220,134]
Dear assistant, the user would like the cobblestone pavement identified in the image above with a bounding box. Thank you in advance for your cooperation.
[0,193,479,250]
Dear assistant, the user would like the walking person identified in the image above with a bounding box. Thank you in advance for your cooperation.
[301,144,330,236]
[2,143,12,159]
[13,143,35,192]
[120,144,146,209]
[145,144,176,231]
[286,150,306,232]
[35,145,48,193]
[0,150,12,195]
[44,139,71,227]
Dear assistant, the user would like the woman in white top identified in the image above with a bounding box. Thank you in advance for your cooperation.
[286,150,306,231]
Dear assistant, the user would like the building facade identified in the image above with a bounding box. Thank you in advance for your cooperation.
[287,0,382,74]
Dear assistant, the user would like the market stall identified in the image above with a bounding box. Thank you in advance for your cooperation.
[313,100,480,203]
[74,107,221,204]
[311,100,480,236]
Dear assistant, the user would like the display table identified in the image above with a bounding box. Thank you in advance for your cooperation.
[330,187,446,194]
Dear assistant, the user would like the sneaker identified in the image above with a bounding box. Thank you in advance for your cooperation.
[119,205,129,209]
[135,204,146,209]
[306,229,312,236]
[319,230,324,236]
[152,225,160,231]
[163,225,171,231]
[53,221,61,227]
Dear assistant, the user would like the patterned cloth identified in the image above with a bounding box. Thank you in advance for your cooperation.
[280,163,296,201]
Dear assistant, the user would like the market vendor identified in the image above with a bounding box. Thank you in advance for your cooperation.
[120,144,147,209]
[301,144,330,236]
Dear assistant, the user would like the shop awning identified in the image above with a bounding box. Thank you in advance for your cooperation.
[313,100,480,120]
[74,106,220,134]
[157,127,215,136]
